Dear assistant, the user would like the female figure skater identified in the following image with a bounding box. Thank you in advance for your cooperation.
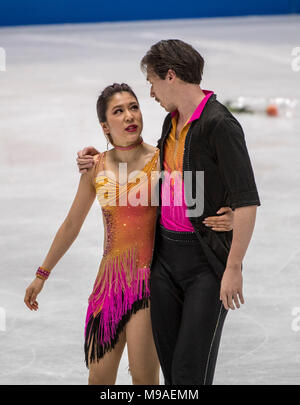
[24,83,233,385]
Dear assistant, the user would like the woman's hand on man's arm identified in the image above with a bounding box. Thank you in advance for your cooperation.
[203,206,234,232]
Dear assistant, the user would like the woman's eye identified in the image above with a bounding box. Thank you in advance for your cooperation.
[131,105,139,110]
[114,109,122,114]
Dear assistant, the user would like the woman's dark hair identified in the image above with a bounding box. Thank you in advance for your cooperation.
[96,83,138,123]
[140,39,204,85]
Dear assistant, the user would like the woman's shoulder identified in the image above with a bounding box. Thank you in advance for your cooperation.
[142,144,160,173]
[143,144,159,168]
[143,143,160,156]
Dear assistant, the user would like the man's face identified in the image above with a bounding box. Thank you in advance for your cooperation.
[146,70,176,113]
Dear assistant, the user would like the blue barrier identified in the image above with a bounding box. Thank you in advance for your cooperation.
[0,0,299,27]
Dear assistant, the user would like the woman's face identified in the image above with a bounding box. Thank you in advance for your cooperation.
[101,92,143,147]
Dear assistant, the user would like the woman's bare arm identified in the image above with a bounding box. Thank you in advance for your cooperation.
[24,157,99,311]
[39,159,97,271]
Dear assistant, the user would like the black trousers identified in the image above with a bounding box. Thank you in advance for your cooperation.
[150,224,228,385]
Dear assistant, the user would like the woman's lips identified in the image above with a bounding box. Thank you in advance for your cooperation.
[125,125,138,132]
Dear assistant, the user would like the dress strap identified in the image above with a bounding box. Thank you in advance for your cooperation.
[93,152,105,187]
[95,152,105,172]
[100,151,106,172]
[143,148,160,174]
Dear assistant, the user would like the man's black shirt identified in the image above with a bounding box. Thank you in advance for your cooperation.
[155,93,261,279]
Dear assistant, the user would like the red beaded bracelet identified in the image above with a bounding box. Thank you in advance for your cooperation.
[36,266,51,280]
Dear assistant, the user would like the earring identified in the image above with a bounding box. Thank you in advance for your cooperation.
[105,134,110,151]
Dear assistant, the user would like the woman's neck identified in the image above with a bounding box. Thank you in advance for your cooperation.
[111,142,144,163]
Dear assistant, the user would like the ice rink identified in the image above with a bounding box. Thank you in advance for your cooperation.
[0,14,300,385]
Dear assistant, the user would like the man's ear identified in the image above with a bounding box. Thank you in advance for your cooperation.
[167,69,176,81]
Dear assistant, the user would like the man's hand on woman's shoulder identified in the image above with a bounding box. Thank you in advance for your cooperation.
[76,146,100,174]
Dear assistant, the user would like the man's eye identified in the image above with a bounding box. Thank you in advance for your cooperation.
[114,109,122,114]
[131,105,139,110]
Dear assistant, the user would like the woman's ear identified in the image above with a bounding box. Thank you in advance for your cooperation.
[101,122,110,135]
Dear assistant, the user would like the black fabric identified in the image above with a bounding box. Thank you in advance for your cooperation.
[157,94,260,212]
[155,94,261,279]
[150,225,228,385]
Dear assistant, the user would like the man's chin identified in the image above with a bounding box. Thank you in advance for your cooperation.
[162,105,171,112]
[157,101,172,112]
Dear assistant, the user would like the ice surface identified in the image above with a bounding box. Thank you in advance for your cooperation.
[0,14,300,385]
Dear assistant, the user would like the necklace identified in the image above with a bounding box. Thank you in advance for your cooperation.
[113,137,143,151]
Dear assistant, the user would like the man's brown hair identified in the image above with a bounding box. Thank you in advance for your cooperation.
[140,39,204,84]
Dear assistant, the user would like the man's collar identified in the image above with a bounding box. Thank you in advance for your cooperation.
[170,90,215,123]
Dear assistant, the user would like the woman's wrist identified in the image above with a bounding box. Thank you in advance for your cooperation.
[35,266,51,281]
[35,276,45,284]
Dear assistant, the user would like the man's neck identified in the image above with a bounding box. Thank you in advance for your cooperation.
[175,85,206,124]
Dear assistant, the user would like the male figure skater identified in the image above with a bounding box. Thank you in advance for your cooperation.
[76,39,260,385]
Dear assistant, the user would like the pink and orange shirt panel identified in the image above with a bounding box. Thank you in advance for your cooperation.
[160,90,214,231]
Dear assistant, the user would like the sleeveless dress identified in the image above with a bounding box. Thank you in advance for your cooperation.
[84,148,160,368]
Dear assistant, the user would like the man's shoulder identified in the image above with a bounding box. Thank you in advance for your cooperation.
[203,99,243,132]
[205,98,236,122]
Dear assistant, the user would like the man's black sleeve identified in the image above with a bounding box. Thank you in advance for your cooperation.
[210,116,261,209]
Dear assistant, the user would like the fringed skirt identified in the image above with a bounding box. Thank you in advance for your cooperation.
[84,246,151,368]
